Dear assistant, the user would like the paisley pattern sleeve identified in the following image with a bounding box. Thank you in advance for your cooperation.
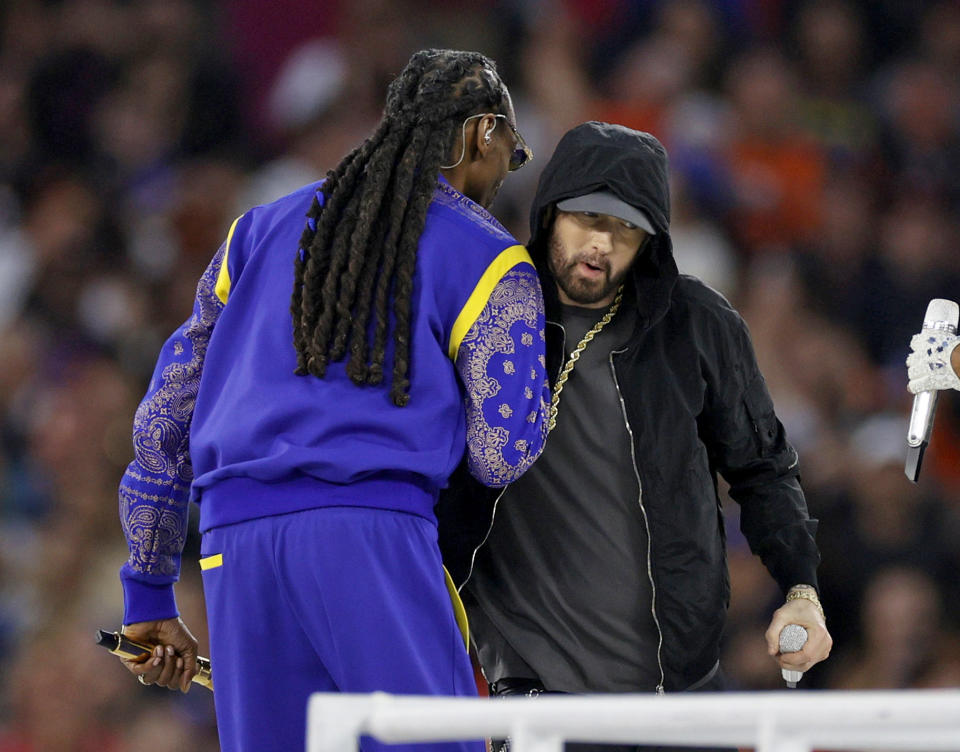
[456,264,550,487]
[118,244,226,623]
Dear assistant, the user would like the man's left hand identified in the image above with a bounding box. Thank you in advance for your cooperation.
[764,597,832,675]
[120,617,198,693]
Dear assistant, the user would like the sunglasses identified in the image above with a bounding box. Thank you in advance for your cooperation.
[442,113,534,172]
[491,114,534,172]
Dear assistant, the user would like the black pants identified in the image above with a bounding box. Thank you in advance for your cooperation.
[488,677,734,752]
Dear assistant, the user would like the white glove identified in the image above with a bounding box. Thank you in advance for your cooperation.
[907,330,960,394]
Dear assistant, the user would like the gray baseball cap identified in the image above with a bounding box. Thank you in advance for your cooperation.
[556,190,656,234]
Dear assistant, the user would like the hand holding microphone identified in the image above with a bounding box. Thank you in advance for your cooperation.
[905,298,960,482]
[907,329,960,394]
[96,629,213,691]
[98,617,206,693]
[766,586,831,687]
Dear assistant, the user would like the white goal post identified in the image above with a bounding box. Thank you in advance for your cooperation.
[307,690,960,752]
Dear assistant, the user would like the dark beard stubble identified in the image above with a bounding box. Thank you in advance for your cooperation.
[547,233,628,306]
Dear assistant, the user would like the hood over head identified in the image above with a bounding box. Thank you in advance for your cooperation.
[528,122,678,327]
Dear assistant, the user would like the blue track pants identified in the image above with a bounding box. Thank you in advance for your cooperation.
[200,505,482,752]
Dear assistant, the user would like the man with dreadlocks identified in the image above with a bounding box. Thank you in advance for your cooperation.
[115,49,548,752]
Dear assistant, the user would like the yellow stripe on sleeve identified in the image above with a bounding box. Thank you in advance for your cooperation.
[214,216,243,304]
[448,244,534,361]
[199,553,223,570]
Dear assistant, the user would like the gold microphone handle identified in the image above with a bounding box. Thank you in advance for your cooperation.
[96,629,214,691]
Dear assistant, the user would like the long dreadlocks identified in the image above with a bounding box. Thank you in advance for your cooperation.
[290,49,510,406]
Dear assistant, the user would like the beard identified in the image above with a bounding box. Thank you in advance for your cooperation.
[547,234,630,306]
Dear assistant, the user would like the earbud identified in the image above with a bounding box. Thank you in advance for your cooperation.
[484,127,494,144]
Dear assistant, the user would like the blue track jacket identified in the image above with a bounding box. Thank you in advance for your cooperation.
[119,177,550,623]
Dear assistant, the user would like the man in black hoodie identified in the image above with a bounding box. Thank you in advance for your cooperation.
[437,122,832,718]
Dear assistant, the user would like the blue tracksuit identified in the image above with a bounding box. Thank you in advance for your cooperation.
[118,177,550,752]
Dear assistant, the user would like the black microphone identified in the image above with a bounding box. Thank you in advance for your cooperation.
[906,299,960,482]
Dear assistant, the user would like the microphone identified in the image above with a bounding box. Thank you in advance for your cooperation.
[95,629,214,691]
[906,298,960,482]
[778,623,807,688]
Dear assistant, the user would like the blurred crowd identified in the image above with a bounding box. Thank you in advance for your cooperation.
[2,0,960,748]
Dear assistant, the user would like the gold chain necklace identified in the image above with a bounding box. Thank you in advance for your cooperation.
[547,284,624,432]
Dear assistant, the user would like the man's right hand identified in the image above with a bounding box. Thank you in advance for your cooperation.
[907,330,960,394]
[765,597,832,675]
[120,617,198,693]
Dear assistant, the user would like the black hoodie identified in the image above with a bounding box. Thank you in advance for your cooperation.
[438,122,819,692]
[528,122,678,339]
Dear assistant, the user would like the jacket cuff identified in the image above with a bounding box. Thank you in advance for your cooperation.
[775,561,819,596]
[121,577,179,625]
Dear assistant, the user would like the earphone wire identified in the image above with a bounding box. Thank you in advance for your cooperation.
[441,113,497,170]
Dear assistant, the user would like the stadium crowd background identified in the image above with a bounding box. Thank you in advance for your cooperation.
[2,0,960,748]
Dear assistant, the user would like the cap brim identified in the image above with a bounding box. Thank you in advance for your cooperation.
[556,192,655,234]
